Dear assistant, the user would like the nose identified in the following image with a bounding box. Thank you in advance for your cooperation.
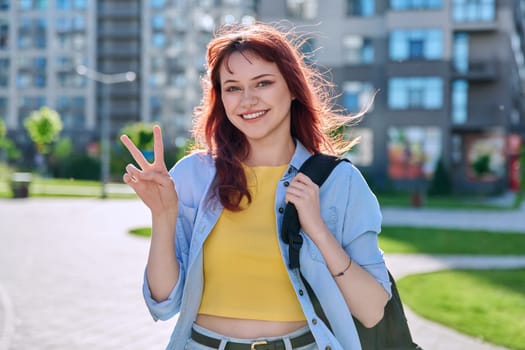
[241,90,258,107]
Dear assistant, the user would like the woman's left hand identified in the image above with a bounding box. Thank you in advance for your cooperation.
[285,172,327,239]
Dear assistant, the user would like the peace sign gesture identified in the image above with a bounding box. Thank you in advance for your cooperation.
[120,125,178,216]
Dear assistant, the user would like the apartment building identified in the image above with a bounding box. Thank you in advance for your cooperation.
[141,0,256,147]
[2,0,523,193]
[258,0,525,193]
[1,0,255,157]
[0,0,96,150]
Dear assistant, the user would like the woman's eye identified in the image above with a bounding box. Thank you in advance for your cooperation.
[257,81,272,87]
[225,86,240,92]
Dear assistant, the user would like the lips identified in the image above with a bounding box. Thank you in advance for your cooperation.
[241,110,268,120]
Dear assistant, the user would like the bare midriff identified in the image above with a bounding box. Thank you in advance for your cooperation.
[196,314,308,338]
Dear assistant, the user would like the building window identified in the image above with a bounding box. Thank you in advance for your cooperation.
[390,0,442,10]
[0,98,7,118]
[19,0,48,10]
[18,18,47,49]
[452,0,495,22]
[286,0,317,20]
[152,32,166,48]
[150,0,167,9]
[343,81,375,113]
[453,32,469,73]
[57,0,86,9]
[17,57,46,88]
[343,35,374,64]
[390,29,442,61]
[0,20,8,49]
[56,96,86,129]
[152,14,165,30]
[18,96,46,124]
[388,77,443,110]
[452,80,468,124]
[0,0,9,10]
[0,58,8,86]
[347,0,374,16]
[388,127,442,180]
[150,96,162,122]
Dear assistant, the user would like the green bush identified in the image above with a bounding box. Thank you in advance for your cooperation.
[428,157,452,196]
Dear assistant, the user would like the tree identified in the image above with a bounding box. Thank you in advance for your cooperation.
[0,118,21,162]
[119,122,155,150]
[119,122,155,161]
[427,157,453,196]
[23,107,63,174]
[24,107,63,155]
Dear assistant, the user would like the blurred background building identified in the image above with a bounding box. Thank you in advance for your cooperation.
[1,0,524,194]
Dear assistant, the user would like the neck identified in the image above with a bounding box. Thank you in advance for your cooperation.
[244,136,295,167]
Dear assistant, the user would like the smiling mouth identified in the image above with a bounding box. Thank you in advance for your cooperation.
[242,110,268,120]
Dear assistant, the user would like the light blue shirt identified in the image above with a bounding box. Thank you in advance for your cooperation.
[143,141,391,350]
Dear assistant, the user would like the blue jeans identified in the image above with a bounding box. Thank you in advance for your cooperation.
[185,323,318,350]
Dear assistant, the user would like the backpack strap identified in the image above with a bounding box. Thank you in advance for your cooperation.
[281,154,350,269]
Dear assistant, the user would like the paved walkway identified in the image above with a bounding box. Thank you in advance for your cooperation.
[0,198,524,349]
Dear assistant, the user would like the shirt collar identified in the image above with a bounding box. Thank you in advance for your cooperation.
[289,139,313,172]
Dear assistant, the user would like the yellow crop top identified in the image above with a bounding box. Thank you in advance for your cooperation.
[198,165,306,322]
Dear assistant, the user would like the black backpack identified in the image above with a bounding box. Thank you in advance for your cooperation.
[281,154,422,350]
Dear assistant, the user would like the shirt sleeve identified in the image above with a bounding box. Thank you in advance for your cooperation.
[341,164,391,298]
[141,155,199,321]
[346,231,391,298]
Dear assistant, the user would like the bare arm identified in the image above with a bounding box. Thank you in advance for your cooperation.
[120,125,180,302]
[286,173,389,328]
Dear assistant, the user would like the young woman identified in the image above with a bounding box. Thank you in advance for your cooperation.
[121,22,391,350]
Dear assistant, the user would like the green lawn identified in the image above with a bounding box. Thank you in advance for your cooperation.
[0,177,137,199]
[380,226,525,255]
[129,227,152,237]
[398,269,525,350]
[376,192,513,210]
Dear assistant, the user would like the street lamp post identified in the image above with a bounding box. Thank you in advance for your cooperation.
[76,65,136,198]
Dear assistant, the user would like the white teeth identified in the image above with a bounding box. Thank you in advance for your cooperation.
[242,111,266,120]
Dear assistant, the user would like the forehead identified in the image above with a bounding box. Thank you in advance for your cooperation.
[219,51,279,80]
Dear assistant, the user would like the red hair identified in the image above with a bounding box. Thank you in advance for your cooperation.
[192,22,360,211]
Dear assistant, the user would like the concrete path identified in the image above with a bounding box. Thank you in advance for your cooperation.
[381,203,525,233]
[0,198,523,350]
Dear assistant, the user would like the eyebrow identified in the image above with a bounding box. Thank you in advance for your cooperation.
[222,73,276,85]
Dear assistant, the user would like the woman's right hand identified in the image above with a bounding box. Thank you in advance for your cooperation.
[120,125,178,216]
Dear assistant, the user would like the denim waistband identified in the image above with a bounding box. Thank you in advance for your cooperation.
[189,323,315,350]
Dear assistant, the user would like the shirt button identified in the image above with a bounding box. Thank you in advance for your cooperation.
[325,347,332,350]
[284,181,290,187]
[299,289,304,296]
[278,207,284,213]
[288,167,293,174]
[312,318,318,325]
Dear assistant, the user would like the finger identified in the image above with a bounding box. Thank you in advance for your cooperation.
[152,125,166,166]
[294,173,314,185]
[120,134,150,169]
[123,173,133,184]
[126,163,172,186]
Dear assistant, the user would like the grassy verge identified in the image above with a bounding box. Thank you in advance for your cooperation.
[380,226,525,255]
[0,177,137,199]
[376,192,510,210]
[129,227,152,237]
[398,269,525,350]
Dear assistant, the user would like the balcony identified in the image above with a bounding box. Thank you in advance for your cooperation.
[98,27,140,39]
[97,45,140,57]
[97,4,139,18]
[452,60,498,81]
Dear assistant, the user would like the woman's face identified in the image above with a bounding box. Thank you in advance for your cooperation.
[219,51,294,147]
